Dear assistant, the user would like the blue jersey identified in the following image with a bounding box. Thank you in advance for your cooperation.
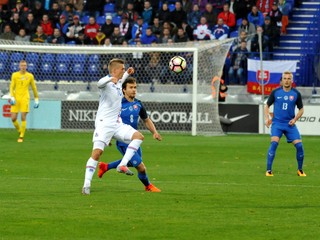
[267,87,303,124]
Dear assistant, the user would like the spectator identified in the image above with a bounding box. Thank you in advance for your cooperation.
[268,2,282,28]
[182,21,194,41]
[110,26,125,45]
[211,18,229,40]
[46,27,65,44]
[158,2,171,24]
[187,4,201,29]
[24,12,38,35]
[228,40,249,85]
[251,26,270,59]
[15,28,30,42]
[170,1,187,28]
[103,37,112,47]
[92,27,106,45]
[32,0,47,23]
[142,0,154,25]
[0,4,11,24]
[140,26,158,44]
[56,14,69,37]
[181,0,193,13]
[133,0,144,16]
[30,25,47,43]
[0,24,16,40]
[173,27,188,43]
[119,14,132,40]
[145,42,162,83]
[202,3,217,28]
[61,4,75,25]
[130,16,148,44]
[73,0,84,15]
[41,13,54,36]
[256,0,274,15]
[100,15,114,38]
[11,0,29,23]
[83,0,104,19]
[212,0,227,15]
[278,0,291,35]
[242,0,256,19]
[238,16,256,40]
[9,12,23,35]
[193,0,208,13]
[217,3,236,31]
[124,2,139,26]
[163,21,176,35]
[116,0,131,12]
[48,2,62,26]
[151,15,162,38]
[232,30,251,52]
[193,16,211,41]
[262,15,279,51]
[248,5,264,27]
[65,15,85,44]
[84,16,99,44]
[159,27,171,44]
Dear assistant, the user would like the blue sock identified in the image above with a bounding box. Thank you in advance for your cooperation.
[295,142,304,170]
[267,141,278,171]
[138,172,150,187]
[107,159,121,170]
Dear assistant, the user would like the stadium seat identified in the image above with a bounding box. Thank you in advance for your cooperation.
[168,4,175,12]
[25,53,40,75]
[40,54,55,81]
[89,54,99,64]
[229,30,239,38]
[0,52,9,79]
[81,15,90,25]
[88,55,100,81]
[97,15,106,25]
[104,3,115,14]
[112,16,121,25]
[10,52,24,72]
[71,54,87,81]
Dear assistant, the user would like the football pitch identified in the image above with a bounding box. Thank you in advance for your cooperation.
[1,129,320,240]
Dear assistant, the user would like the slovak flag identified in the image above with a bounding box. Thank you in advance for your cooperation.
[247,59,298,95]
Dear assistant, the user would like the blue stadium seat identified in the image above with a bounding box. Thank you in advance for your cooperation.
[40,54,55,81]
[168,4,175,12]
[112,16,121,25]
[10,52,24,72]
[89,54,99,63]
[81,15,90,24]
[229,30,238,38]
[26,53,40,75]
[71,54,87,81]
[0,52,9,79]
[88,55,100,81]
[104,3,115,14]
[97,15,106,25]
[236,18,242,26]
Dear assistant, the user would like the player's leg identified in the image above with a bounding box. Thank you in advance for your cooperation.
[266,124,282,176]
[114,124,144,175]
[19,112,28,141]
[137,162,161,192]
[286,126,306,176]
[11,112,20,133]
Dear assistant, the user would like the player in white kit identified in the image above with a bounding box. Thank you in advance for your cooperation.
[82,58,144,195]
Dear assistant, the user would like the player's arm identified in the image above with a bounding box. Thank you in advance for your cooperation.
[265,90,275,128]
[97,76,113,88]
[289,92,304,126]
[9,73,16,105]
[139,103,162,141]
[120,67,135,82]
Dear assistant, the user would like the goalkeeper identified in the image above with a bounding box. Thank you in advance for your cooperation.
[98,77,162,192]
[9,60,39,143]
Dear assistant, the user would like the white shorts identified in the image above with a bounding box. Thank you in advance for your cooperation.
[92,121,136,150]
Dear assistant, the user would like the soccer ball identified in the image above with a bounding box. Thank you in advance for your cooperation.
[169,56,187,74]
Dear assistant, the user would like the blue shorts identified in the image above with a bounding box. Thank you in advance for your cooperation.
[116,142,142,167]
[270,122,301,143]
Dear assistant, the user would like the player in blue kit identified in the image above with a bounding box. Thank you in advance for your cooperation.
[264,71,306,177]
[98,77,162,192]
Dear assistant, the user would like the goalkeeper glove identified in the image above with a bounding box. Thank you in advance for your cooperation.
[10,97,16,105]
[34,98,39,108]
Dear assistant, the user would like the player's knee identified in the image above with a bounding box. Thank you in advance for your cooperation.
[294,142,304,153]
[133,131,144,141]
[91,149,103,161]
[269,141,278,154]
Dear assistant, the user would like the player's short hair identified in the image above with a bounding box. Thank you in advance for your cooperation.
[122,77,136,90]
[108,58,125,73]
[282,71,293,79]
[20,60,27,64]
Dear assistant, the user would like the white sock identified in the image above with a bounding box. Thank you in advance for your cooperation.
[119,139,143,166]
[83,157,98,188]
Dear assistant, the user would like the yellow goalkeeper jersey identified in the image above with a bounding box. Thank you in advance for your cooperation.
[10,71,38,101]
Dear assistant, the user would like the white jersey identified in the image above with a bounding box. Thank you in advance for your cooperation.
[95,72,129,126]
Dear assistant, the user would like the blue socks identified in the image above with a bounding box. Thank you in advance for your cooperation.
[107,160,121,170]
[138,172,150,187]
[295,142,304,170]
[267,141,278,171]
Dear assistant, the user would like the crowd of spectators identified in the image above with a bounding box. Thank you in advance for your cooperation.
[0,0,295,85]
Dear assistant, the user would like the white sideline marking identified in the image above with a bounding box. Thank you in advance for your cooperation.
[9,177,320,189]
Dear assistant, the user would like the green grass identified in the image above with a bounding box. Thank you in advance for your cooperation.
[1,129,320,240]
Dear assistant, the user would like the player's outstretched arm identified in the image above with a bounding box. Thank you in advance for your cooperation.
[144,118,162,141]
